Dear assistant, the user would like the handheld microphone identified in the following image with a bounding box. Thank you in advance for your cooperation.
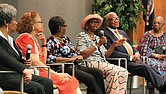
[100,30,104,37]
[26,44,32,60]
[100,30,107,46]
[162,46,166,54]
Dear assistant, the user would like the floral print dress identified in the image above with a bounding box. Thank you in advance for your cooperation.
[47,36,78,63]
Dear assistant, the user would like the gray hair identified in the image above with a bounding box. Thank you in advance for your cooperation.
[105,12,117,21]
[155,16,164,25]
[0,3,17,27]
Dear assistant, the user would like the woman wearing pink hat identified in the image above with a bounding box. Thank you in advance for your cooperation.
[76,14,128,94]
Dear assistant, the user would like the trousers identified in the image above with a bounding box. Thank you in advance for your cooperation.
[65,66,106,94]
[110,60,164,90]
[0,75,53,94]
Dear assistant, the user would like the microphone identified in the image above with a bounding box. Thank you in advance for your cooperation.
[26,44,32,60]
[100,30,107,46]
[162,46,166,54]
[100,30,104,37]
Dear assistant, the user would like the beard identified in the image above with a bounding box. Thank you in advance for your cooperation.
[108,25,118,29]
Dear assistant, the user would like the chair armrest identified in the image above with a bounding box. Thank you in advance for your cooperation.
[81,59,100,68]
[0,71,24,94]
[106,58,127,69]
[47,62,75,76]
[28,66,51,79]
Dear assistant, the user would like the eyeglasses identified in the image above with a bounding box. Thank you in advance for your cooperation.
[36,21,44,24]
[89,20,100,24]
[62,25,67,27]
[107,17,119,21]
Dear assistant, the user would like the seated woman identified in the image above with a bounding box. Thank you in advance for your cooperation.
[46,16,106,94]
[138,16,166,79]
[76,14,128,94]
[0,4,53,94]
[16,11,81,94]
[138,16,166,94]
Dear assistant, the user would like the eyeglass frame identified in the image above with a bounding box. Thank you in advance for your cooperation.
[62,24,67,27]
[35,21,44,24]
[107,17,119,21]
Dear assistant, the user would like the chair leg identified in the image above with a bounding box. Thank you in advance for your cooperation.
[129,76,132,94]
[147,81,155,94]
[142,78,146,94]
[149,87,155,94]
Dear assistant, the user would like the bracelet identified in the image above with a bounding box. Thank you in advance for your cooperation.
[155,54,159,58]
[42,44,47,47]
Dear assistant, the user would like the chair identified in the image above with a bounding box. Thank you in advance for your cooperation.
[29,65,60,94]
[47,62,75,76]
[47,62,77,94]
[28,66,51,78]
[47,62,87,91]
[0,71,26,94]
[81,59,100,68]
[106,58,128,94]
[106,57,147,94]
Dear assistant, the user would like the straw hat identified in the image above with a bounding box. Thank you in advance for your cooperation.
[81,14,103,30]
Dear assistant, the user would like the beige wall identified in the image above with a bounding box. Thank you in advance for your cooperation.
[0,0,93,45]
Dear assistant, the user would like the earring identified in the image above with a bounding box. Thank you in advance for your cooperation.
[32,26,34,30]
[85,25,89,30]
[6,27,8,32]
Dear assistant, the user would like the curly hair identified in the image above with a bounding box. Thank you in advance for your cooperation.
[17,11,38,34]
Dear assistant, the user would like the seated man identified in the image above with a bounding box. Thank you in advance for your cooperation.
[103,12,166,93]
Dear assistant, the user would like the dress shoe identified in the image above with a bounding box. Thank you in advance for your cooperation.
[149,87,155,94]
[159,81,166,93]
[159,92,166,94]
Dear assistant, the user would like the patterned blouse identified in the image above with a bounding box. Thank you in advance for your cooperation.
[138,31,166,56]
[46,36,77,64]
[76,31,107,62]
[138,31,166,79]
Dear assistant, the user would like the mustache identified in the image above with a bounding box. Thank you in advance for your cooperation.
[108,25,117,29]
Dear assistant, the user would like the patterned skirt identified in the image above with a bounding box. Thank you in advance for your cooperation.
[148,58,166,79]
[90,61,128,94]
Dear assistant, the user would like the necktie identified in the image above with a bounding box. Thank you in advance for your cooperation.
[114,30,133,55]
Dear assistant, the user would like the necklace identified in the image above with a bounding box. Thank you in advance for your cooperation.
[52,35,64,44]
[151,30,164,37]
[86,31,96,41]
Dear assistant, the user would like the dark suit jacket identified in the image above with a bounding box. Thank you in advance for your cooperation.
[0,36,26,80]
[104,27,137,61]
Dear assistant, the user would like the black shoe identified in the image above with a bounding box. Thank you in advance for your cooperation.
[159,92,166,94]
[149,87,155,94]
[159,81,166,93]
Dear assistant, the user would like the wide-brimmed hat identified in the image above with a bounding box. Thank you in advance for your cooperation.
[81,14,103,30]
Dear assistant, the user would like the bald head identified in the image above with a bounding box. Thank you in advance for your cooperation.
[105,12,118,21]
[154,16,164,26]
[152,16,165,32]
[105,12,119,29]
